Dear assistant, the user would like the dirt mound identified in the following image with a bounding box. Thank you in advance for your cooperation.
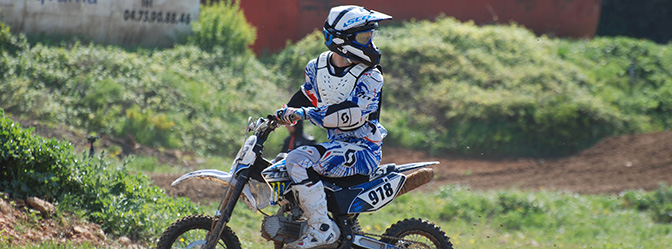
[0,197,107,247]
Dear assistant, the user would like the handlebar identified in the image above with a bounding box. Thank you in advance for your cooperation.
[246,116,281,144]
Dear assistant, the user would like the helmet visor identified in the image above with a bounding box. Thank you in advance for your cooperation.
[353,30,377,47]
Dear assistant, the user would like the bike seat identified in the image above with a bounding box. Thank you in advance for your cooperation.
[320,163,397,189]
[320,174,370,188]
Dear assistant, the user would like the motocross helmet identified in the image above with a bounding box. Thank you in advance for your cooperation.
[323,5,392,66]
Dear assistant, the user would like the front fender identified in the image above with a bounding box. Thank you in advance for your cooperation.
[171,169,233,187]
[171,169,271,211]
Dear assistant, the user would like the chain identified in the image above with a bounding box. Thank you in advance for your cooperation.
[353,230,432,249]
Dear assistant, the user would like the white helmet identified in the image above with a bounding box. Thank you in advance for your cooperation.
[323,5,392,66]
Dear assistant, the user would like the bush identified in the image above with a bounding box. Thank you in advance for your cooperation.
[621,184,672,223]
[0,38,286,157]
[114,105,178,148]
[378,18,640,156]
[187,0,256,54]
[0,109,80,200]
[62,155,200,239]
[559,37,672,131]
[263,31,325,92]
[0,20,27,56]
[4,12,672,159]
[0,109,199,241]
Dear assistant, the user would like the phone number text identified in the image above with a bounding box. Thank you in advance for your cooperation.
[123,9,191,25]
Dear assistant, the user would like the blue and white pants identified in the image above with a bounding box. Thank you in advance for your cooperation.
[285,140,382,184]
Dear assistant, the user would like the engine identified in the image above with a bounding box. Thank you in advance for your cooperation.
[260,215,306,243]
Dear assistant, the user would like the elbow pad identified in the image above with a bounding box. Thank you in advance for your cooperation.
[323,101,365,131]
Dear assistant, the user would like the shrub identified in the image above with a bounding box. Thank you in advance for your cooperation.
[0,38,285,157]
[559,37,672,131]
[621,184,672,223]
[114,105,178,148]
[62,155,200,239]
[0,109,199,240]
[263,31,325,92]
[0,19,27,56]
[0,109,80,200]
[187,0,256,54]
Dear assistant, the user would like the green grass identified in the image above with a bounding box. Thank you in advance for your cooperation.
[193,185,672,249]
[3,185,671,248]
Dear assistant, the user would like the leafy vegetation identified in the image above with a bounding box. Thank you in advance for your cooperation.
[2,2,671,159]
[621,184,672,223]
[187,0,256,54]
[271,17,672,157]
[0,14,25,56]
[0,108,80,200]
[0,13,285,158]
[0,111,199,240]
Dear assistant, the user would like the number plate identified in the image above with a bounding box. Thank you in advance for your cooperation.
[350,173,406,212]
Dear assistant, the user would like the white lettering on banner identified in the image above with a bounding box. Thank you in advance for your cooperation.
[0,0,199,47]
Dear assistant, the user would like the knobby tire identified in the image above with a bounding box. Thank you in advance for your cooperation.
[381,218,453,249]
[156,214,242,249]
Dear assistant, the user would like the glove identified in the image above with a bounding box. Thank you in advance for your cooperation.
[274,107,306,125]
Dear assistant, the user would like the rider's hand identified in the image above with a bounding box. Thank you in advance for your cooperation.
[274,107,306,125]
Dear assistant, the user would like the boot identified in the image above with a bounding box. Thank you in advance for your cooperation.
[285,181,340,249]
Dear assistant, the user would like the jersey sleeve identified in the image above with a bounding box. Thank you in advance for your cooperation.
[299,58,319,107]
[351,68,384,119]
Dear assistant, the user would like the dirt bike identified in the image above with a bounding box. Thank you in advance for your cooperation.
[156,116,453,249]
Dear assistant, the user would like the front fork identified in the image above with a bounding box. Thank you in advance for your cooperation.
[203,145,269,249]
[203,169,249,249]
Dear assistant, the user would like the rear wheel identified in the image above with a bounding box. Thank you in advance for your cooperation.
[381,218,452,249]
[156,214,241,249]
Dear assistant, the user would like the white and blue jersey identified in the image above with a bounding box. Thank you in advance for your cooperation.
[283,51,387,181]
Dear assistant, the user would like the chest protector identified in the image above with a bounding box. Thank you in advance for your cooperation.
[315,52,370,107]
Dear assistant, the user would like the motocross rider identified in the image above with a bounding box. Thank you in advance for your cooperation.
[273,5,392,249]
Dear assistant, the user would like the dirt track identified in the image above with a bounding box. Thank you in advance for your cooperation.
[151,130,672,204]
[382,130,672,194]
[20,116,671,197]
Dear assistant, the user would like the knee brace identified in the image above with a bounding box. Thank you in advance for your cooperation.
[285,145,324,184]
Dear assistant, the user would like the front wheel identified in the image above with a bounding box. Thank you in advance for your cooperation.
[381,218,453,249]
[156,214,242,249]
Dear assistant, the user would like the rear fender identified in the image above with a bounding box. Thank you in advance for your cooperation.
[395,161,439,173]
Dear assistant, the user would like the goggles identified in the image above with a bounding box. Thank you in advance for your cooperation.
[352,30,377,47]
